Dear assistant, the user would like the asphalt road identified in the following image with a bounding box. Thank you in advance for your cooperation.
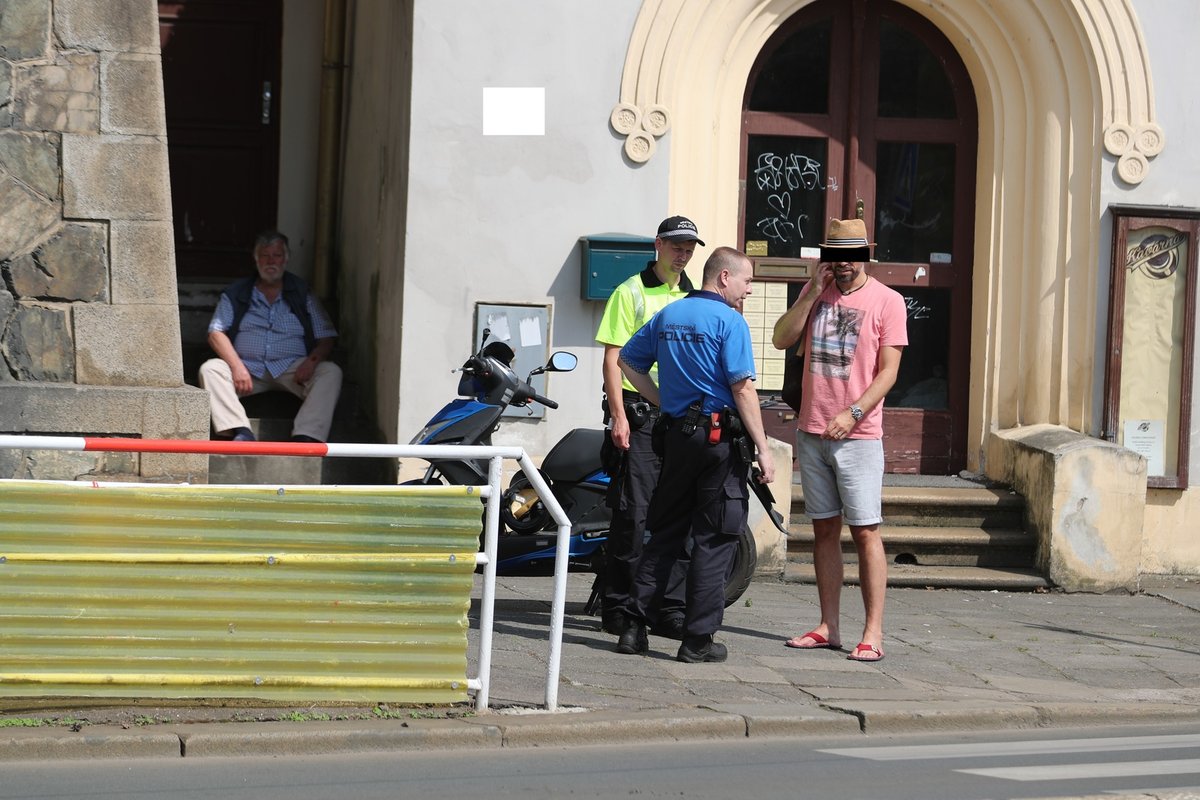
[4,723,1199,800]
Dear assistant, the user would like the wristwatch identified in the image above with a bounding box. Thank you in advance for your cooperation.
[849,405,864,422]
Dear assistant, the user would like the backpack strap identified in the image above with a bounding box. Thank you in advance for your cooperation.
[223,273,317,354]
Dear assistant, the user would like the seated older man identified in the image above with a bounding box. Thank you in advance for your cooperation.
[198,231,342,443]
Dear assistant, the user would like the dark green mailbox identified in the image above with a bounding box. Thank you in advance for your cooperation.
[580,234,657,301]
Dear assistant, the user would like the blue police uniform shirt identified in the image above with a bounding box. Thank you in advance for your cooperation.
[620,290,756,417]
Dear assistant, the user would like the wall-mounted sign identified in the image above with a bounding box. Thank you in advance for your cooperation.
[1103,206,1200,489]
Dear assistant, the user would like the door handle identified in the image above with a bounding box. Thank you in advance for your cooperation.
[855,199,865,220]
[262,81,272,125]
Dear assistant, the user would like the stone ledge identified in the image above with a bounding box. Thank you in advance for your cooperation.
[985,425,1146,592]
[0,382,210,481]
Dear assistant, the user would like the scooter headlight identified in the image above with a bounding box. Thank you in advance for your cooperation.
[410,422,444,444]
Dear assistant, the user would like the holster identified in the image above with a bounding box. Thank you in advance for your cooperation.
[720,407,754,465]
[650,414,668,458]
[600,431,626,509]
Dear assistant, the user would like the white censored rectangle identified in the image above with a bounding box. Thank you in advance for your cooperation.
[482,87,545,136]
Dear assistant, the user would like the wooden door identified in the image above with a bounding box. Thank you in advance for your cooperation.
[159,0,282,280]
[741,0,977,474]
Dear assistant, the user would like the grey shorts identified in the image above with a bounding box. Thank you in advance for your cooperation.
[796,431,884,527]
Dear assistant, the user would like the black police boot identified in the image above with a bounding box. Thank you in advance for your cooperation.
[601,608,628,636]
[650,612,685,641]
[676,634,727,663]
[616,621,649,655]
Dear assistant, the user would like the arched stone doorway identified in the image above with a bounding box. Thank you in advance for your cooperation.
[739,0,977,473]
[611,0,1163,471]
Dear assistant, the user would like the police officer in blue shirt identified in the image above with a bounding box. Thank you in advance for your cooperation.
[615,246,775,663]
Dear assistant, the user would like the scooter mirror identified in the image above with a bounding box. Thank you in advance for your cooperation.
[546,351,578,373]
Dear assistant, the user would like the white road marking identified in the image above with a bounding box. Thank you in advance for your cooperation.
[957,758,1200,782]
[819,733,1200,761]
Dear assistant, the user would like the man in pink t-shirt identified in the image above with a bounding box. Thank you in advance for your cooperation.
[771,218,907,663]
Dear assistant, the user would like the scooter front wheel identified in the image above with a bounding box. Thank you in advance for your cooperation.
[500,471,552,533]
[724,530,758,607]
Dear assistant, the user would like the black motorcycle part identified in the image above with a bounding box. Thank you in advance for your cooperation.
[541,428,607,482]
[724,531,757,607]
[500,471,552,534]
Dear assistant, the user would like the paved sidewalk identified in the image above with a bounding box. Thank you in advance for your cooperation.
[2,572,1199,762]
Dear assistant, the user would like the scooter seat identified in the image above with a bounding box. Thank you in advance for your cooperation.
[540,428,607,483]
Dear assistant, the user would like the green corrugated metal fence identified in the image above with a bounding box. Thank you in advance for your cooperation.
[0,480,481,704]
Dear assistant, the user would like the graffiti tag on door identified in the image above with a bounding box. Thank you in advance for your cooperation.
[752,151,830,244]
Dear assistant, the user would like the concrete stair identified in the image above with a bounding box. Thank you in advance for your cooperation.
[205,389,392,487]
[786,478,1051,590]
[178,285,390,487]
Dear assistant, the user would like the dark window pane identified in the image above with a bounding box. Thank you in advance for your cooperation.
[887,287,949,410]
[748,18,831,114]
[874,142,955,262]
[877,18,956,118]
[744,135,828,259]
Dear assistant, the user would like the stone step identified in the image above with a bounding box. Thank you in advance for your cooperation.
[791,483,1025,529]
[782,562,1052,590]
[207,453,390,486]
[785,478,1044,588]
[786,524,1035,567]
[203,387,390,486]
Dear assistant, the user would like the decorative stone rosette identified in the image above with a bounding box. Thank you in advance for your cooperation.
[1103,121,1165,185]
[610,102,672,163]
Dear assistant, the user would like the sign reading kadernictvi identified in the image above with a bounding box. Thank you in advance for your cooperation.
[1104,206,1200,489]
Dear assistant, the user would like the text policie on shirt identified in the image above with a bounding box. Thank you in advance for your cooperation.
[659,324,706,344]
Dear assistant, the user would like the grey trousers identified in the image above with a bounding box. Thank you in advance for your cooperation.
[199,356,342,442]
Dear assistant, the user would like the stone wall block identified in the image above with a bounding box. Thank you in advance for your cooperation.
[0,287,15,379]
[74,303,182,387]
[13,52,99,133]
[0,61,14,127]
[0,0,51,61]
[1,301,74,381]
[111,220,177,304]
[0,383,211,481]
[0,130,60,199]
[9,221,108,301]
[101,53,165,135]
[0,175,59,261]
[54,0,158,54]
[0,448,138,480]
[62,134,169,220]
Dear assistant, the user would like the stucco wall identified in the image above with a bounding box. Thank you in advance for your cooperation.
[381,0,670,450]
[1094,1,1200,569]
[338,0,415,441]
[276,0,323,282]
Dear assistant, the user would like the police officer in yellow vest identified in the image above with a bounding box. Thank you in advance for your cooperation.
[594,216,702,639]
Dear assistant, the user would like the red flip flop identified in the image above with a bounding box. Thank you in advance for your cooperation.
[785,630,841,650]
[847,642,884,662]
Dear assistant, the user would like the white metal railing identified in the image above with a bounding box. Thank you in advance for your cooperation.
[0,435,573,713]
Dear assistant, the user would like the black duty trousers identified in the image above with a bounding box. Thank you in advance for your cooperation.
[626,420,749,637]
[601,418,687,620]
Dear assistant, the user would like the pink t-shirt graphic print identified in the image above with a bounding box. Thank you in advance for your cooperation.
[809,301,864,381]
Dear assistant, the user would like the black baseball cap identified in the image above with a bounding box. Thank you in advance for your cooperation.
[656,215,705,246]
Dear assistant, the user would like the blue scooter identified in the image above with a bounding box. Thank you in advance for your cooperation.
[407,329,610,575]
[409,330,760,609]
